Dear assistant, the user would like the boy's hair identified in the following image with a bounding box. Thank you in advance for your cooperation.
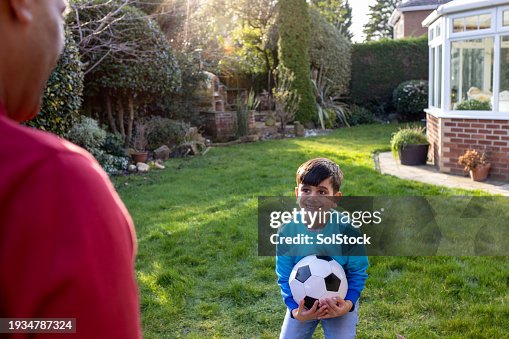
[296,158,343,193]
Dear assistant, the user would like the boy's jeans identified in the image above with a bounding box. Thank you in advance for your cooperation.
[279,302,358,339]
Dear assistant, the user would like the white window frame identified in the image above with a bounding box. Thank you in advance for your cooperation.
[426,7,509,119]
[449,9,496,38]
[497,5,509,32]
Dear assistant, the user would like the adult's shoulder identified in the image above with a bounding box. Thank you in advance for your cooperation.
[0,116,99,173]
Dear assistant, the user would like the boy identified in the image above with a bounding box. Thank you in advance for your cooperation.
[276,158,369,339]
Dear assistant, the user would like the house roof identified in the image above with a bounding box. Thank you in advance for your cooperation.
[390,0,454,26]
[423,0,509,27]
[399,0,453,10]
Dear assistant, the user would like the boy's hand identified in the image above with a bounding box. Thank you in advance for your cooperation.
[292,299,328,322]
[317,297,352,319]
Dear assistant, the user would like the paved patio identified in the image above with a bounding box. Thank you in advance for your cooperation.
[376,152,509,196]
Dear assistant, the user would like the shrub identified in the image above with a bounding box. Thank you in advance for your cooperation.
[349,105,375,126]
[350,36,428,109]
[273,66,300,136]
[26,29,84,136]
[66,117,128,175]
[66,117,106,150]
[308,8,351,97]
[311,71,350,128]
[145,116,189,150]
[93,150,129,176]
[236,95,249,138]
[390,126,428,158]
[103,133,127,157]
[393,80,429,120]
[455,99,492,111]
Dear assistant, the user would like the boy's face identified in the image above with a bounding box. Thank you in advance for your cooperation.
[295,177,342,212]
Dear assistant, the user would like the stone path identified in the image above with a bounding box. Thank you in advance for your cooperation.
[376,152,509,196]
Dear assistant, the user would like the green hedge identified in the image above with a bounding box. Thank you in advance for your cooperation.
[350,36,428,108]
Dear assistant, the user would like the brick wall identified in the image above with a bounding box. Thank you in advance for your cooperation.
[200,110,257,142]
[200,111,237,142]
[426,114,441,166]
[427,114,509,181]
[248,110,256,134]
[403,10,433,38]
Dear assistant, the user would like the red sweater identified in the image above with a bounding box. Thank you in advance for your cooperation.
[0,103,141,338]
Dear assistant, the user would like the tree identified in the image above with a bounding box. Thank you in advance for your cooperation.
[310,0,353,40]
[363,0,398,41]
[68,1,180,145]
[278,0,316,123]
[228,0,278,90]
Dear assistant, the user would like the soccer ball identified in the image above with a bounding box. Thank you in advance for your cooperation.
[289,255,348,310]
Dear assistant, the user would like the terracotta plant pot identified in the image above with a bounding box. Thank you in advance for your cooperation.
[131,151,149,163]
[469,163,491,181]
[399,144,429,165]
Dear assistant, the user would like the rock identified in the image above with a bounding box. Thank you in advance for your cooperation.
[240,134,260,143]
[154,162,165,169]
[154,145,170,161]
[128,164,137,172]
[246,134,260,142]
[136,162,150,172]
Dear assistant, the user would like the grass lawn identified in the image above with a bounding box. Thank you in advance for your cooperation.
[114,124,509,338]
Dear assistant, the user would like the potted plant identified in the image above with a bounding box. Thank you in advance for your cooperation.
[131,122,149,163]
[390,126,429,165]
[264,112,276,126]
[458,149,491,181]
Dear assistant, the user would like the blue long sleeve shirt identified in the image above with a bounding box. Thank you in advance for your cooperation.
[275,216,369,311]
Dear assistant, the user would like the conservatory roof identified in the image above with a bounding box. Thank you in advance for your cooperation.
[423,0,509,27]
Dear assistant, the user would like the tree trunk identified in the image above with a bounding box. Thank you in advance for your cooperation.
[126,92,135,147]
[117,95,126,142]
[263,49,272,93]
[106,94,117,134]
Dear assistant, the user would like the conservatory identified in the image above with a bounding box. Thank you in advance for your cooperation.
[423,0,509,180]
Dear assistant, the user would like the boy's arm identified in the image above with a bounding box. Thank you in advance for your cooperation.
[275,255,299,311]
[344,256,369,311]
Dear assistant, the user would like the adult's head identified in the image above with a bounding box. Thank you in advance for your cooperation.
[0,0,68,122]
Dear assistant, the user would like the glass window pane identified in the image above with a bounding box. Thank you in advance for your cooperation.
[436,24,441,37]
[504,11,509,26]
[451,38,494,111]
[438,46,442,108]
[499,36,509,111]
[453,18,464,33]
[431,48,435,107]
[430,28,434,40]
[465,15,478,31]
[479,14,491,29]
